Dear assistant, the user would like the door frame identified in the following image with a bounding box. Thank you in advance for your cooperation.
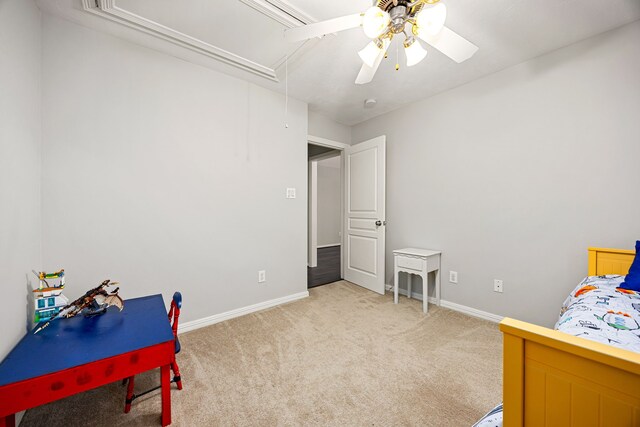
[307,135,349,277]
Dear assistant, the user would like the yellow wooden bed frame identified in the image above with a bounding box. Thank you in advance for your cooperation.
[500,247,640,426]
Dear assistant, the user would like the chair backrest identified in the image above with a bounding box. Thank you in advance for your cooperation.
[168,291,182,339]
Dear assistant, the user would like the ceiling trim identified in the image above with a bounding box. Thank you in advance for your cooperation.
[82,0,280,82]
[238,0,315,28]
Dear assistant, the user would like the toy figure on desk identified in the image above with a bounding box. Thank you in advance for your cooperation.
[34,279,124,334]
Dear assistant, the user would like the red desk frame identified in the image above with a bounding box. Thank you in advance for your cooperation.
[0,340,174,427]
[0,295,176,427]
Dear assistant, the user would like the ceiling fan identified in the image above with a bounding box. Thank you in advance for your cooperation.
[284,0,478,84]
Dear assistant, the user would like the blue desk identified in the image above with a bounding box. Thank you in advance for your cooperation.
[0,295,175,426]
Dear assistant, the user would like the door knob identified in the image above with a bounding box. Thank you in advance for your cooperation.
[375,220,382,226]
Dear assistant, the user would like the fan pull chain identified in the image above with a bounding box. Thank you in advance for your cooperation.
[284,54,289,129]
[395,41,400,71]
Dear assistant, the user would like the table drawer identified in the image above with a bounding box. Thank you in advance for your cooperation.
[426,254,440,273]
[396,256,424,271]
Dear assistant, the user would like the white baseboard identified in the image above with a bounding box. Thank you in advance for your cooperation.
[439,300,504,323]
[179,291,309,334]
[317,243,341,248]
[385,284,503,323]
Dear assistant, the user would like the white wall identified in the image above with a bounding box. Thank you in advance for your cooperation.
[41,15,308,324]
[352,21,640,327]
[308,110,351,144]
[0,0,42,359]
[317,157,341,247]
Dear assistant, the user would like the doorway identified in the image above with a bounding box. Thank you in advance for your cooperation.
[306,134,386,294]
[308,143,343,288]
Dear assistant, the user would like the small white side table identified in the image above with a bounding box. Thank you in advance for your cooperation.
[393,248,441,313]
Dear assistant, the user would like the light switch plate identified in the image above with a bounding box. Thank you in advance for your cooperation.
[286,188,296,199]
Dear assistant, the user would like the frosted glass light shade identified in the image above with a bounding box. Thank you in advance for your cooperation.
[362,6,390,39]
[416,3,447,37]
[404,39,427,66]
[358,40,383,67]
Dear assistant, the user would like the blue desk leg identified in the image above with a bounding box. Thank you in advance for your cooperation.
[0,414,15,427]
[161,364,171,426]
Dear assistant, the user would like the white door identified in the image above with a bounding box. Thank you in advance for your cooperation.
[343,136,386,294]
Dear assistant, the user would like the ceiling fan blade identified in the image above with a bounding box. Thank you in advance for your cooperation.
[418,27,478,63]
[355,41,389,85]
[355,63,374,85]
[284,13,362,43]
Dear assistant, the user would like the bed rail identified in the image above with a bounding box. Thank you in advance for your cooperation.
[501,318,640,426]
[500,246,639,426]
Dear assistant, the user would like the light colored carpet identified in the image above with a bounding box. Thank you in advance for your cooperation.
[21,281,502,426]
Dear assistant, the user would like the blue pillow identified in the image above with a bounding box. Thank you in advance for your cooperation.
[619,240,640,292]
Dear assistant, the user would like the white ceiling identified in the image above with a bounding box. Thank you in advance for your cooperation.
[40,0,640,126]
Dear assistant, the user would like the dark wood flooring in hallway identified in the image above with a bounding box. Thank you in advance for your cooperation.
[308,245,341,288]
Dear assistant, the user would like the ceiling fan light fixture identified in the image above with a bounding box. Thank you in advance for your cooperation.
[358,39,385,68]
[416,3,447,37]
[362,6,390,39]
[404,37,428,67]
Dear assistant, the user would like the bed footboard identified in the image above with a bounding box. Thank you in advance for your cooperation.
[500,317,640,426]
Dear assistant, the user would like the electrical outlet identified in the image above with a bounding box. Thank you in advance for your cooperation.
[258,270,266,283]
[494,279,503,293]
[286,188,296,199]
[449,271,458,284]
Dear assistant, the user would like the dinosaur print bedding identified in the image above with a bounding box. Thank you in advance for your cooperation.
[474,275,640,427]
[555,275,640,352]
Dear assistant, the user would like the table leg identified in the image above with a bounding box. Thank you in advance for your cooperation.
[161,364,172,426]
[422,273,428,314]
[407,274,412,299]
[0,414,15,427]
[435,268,441,306]
[394,266,399,304]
